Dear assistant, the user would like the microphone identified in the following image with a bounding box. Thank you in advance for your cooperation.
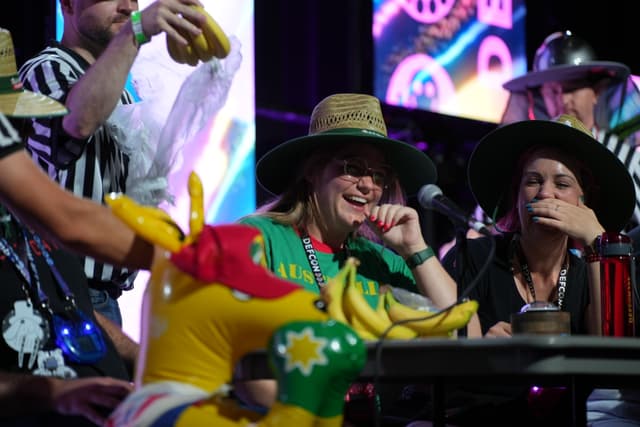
[417,184,491,234]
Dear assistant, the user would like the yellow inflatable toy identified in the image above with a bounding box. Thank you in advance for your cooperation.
[105,173,366,427]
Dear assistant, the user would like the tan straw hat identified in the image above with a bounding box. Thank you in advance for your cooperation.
[0,28,67,118]
[256,93,437,195]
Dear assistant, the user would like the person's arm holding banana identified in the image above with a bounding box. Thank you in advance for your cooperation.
[60,0,206,139]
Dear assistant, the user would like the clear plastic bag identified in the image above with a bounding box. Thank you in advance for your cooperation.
[107,35,242,207]
[390,286,439,312]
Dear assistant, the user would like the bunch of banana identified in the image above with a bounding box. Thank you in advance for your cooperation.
[324,257,417,341]
[385,292,479,337]
[325,257,357,325]
[167,5,231,66]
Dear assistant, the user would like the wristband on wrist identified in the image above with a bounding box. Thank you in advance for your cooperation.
[405,247,435,269]
[131,11,149,45]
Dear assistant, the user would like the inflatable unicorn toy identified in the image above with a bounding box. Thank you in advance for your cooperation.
[105,173,366,427]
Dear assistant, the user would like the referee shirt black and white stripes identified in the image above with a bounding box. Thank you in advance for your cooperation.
[18,42,136,292]
[0,113,22,157]
[597,129,640,226]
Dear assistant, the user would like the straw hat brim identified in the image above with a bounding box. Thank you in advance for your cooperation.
[256,132,437,196]
[503,61,630,92]
[0,90,68,118]
[468,120,635,231]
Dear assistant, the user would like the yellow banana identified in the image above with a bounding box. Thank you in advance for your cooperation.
[104,193,185,253]
[193,5,231,59]
[188,25,213,62]
[324,258,356,324]
[166,6,229,63]
[386,292,479,336]
[347,314,378,341]
[181,36,200,66]
[166,35,188,64]
[376,292,417,339]
[343,275,416,340]
[168,26,199,66]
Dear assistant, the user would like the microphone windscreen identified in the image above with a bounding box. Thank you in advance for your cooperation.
[417,184,443,209]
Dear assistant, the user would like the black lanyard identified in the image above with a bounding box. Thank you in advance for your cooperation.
[300,231,351,290]
[515,238,568,310]
[1,225,107,364]
[300,232,327,289]
[0,227,77,314]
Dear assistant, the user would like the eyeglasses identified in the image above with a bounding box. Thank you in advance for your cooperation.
[339,158,391,189]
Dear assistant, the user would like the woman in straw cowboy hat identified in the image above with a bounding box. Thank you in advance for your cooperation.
[236,93,457,410]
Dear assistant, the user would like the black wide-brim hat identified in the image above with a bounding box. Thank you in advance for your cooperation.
[468,115,636,231]
[256,93,437,196]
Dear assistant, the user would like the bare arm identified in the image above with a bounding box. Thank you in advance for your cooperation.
[408,255,459,309]
[0,150,154,270]
[465,314,483,338]
[62,0,206,139]
[232,379,277,409]
[0,373,132,425]
[95,311,139,368]
[585,259,602,335]
[370,204,457,308]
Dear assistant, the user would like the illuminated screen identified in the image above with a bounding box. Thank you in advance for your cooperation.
[373,0,526,123]
[57,1,255,341]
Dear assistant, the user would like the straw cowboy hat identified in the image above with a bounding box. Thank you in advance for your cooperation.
[503,31,629,92]
[0,28,67,118]
[468,114,635,232]
[256,93,437,195]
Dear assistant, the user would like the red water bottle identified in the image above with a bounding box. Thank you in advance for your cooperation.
[598,232,636,337]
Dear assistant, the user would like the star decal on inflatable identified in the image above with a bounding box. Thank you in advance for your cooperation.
[283,327,329,376]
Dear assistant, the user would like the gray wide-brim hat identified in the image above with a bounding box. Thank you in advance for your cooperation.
[503,31,630,93]
[256,93,437,196]
[468,115,635,232]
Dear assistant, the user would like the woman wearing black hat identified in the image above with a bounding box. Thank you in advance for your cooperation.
[501,30,640,225]
[236,93,457,410]
[444,114,635,338]
[431,115,636,426]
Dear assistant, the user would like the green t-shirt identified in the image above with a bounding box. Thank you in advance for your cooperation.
[238,216,416,308]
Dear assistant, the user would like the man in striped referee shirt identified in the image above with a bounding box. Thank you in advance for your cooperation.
[501,30,640,229]
[18,0,208,326]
